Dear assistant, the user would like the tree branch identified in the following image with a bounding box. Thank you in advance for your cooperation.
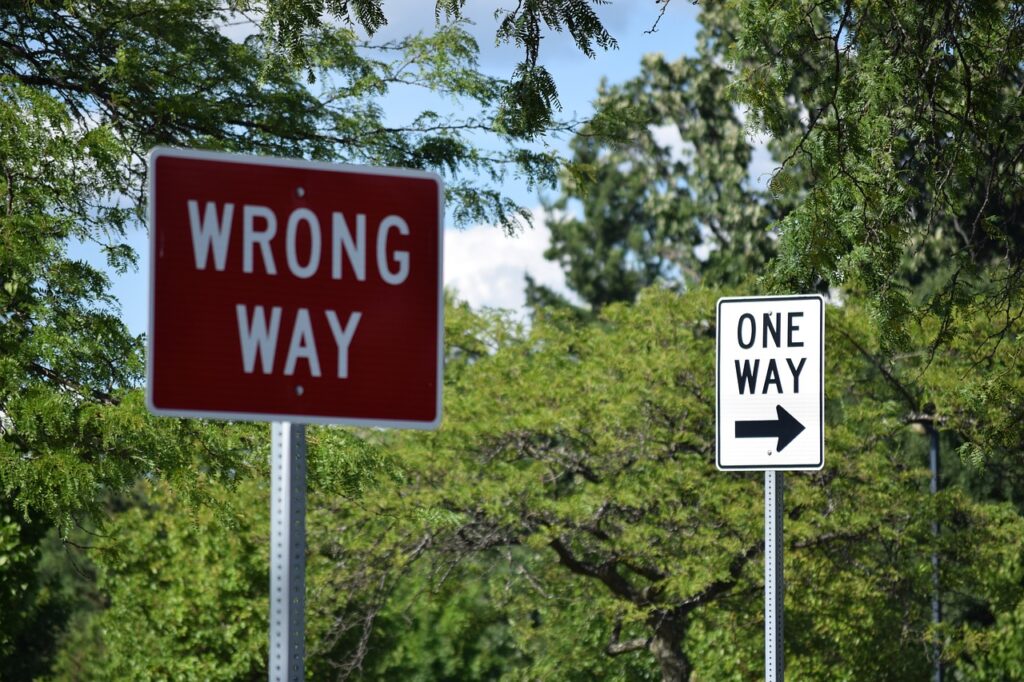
[677,542,761,613]
[606,637,649,656]
[605,615,651,657]
[549,536,647,605]
[836,328,919,411]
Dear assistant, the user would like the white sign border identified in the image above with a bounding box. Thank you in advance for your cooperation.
[716,294,824,471]
[145,146,445,430]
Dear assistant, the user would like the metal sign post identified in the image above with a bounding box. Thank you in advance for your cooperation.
[270,422,307,682]
[928,424,942,682]
[765,471,784,681]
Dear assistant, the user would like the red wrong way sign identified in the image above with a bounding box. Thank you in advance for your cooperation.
[146,148,443,428]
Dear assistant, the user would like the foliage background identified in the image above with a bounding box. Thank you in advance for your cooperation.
[1,0,1023,680]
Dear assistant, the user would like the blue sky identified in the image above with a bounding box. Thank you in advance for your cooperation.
[86,1,706,335]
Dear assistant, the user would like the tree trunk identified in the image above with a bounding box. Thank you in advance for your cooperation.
[649,618,691,682]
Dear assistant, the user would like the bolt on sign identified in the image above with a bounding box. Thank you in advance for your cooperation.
[146,148,443,428]
[716,295,824,470]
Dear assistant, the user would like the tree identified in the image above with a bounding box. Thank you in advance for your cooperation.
[534,23,778,311]
[7,1,1024,678]
[52,291,1024,680]
[0,0,566,528]
[385,288,1024,680]
[717,0,1024,351]
[49,480,270,681]
[0,498,79,680]
[535,0,1023,474]
[0,2,577,674]
[48,432,523,680]
[257,0,620,138]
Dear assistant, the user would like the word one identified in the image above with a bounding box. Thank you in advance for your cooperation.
[147,148,443,428]
[716,295,824,470]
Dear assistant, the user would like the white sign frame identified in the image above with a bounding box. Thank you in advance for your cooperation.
[716,294,824,471]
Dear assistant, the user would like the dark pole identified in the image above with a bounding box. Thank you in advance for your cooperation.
[928,422,942,682]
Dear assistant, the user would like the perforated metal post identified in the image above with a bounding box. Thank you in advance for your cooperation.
[270,422,306,682]
[929,424,942,682]
[765,471,784,682]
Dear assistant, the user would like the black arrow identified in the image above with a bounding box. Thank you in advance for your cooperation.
[735,405,806,452]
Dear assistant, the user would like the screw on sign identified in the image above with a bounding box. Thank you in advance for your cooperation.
[146,147,444,428]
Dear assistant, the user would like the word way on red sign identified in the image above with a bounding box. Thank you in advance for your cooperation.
[146,148,443,428]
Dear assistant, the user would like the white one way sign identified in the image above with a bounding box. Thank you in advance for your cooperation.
[716,295,824,471]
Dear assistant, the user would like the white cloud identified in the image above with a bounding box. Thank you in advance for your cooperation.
[734,103,778,190]
[650,121,776,191]
[217,11,261,42]
[748,136,775,190]
[443,208,577,311]
[649,123,694,163]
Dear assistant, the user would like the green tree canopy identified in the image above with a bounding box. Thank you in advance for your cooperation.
[721,0,1024,350]
[4,2,1024,680]
[535,21,778,311]
[264,0,1023,349]
[52,291,1024,680]
[257,0,620,137]
[533,0,1023,473]
[0,0,570,529]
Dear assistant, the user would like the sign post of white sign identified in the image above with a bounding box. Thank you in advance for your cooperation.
[716,294,824,682]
